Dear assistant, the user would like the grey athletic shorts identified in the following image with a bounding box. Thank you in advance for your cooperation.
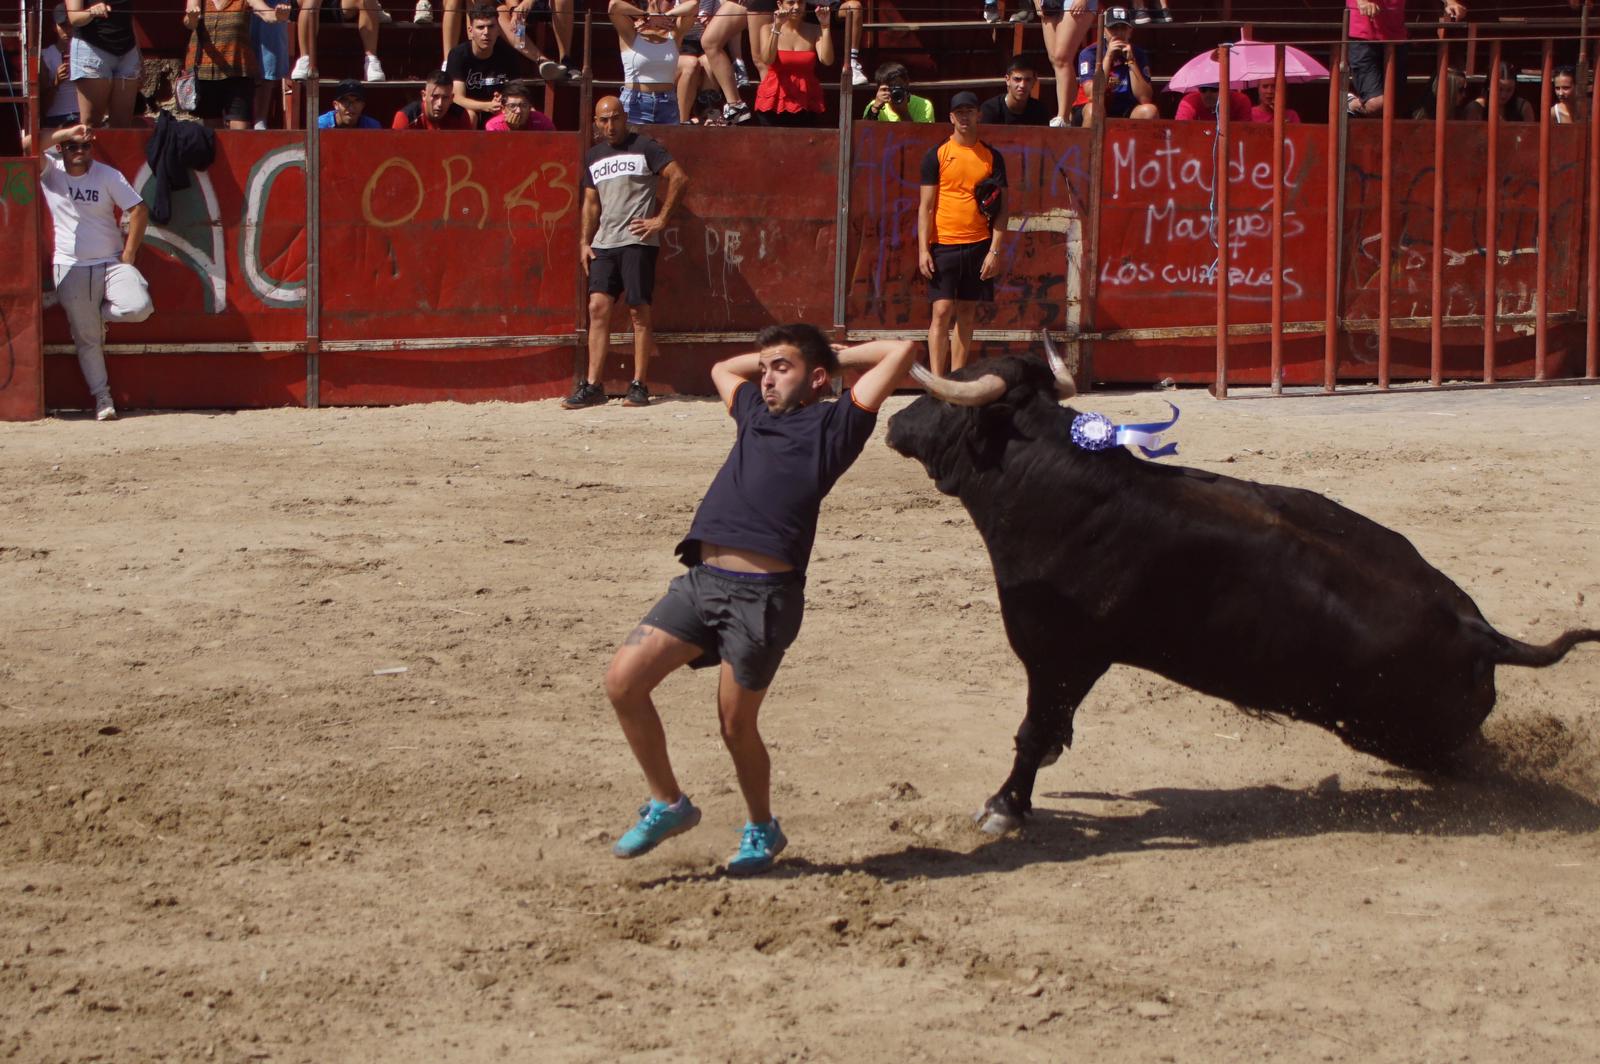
[642,564,805,691]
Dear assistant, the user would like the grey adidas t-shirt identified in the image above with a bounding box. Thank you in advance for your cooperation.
[581,132,674,249]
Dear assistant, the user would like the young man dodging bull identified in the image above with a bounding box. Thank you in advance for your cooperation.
[603,326,917,875]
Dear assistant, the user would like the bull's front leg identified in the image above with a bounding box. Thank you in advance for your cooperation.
[977,661,1107,835]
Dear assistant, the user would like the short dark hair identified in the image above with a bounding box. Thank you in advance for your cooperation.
[756,323,838,376]
[425,69,452,90]
[1005,57,1036,77]
[467,3,497,23]
[502,79,536,104]
[873,61,909,87]
[1554,65,1577,80]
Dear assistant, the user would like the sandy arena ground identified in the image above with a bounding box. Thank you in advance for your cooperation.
[2,379,1599,1063]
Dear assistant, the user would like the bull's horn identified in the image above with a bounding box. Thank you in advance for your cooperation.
[910,364,1007,406]
[1041,331,1077,399]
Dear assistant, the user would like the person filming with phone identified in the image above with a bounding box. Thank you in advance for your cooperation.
[862,60,932,123]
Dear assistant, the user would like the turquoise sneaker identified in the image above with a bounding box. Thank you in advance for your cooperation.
[725,818,787,876]
[612,796,701,858]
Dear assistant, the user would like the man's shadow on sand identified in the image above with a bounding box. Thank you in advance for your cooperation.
[640,769,1600,886]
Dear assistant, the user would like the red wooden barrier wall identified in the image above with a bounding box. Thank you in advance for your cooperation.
[3,118,1591,418]
[0,159,43,421]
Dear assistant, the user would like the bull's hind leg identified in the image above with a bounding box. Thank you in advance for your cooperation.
[977,659,1108,835]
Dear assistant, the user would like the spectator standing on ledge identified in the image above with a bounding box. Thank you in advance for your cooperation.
[446,4,524,126]
[861,62,932,122]
[1346,0,1466,118]
[65,0,140,127]
[40,6,81,130]
[918,91,1008,378]
[601,327,918,877]
[1039,0,1100,128]
[1175,83,1251,122]
[484,78,555,129]
[1072,7,1157,125]
[289,0,386,83]
[504,0,578,78]
[250,0,293,129]
[40,124,153,422]
[1249,78,1299,123]
[675,0,755,125]
[392,70,474,128]
[183,0,273,131]
[1551,66,1578,125]
[979,57,1053,125]
[609,0,693,126]
[566,96,689,411]
[752,0,834,127]
[317,79,382,127]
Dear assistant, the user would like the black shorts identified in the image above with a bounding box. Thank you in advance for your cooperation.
[681,27,704,56]
[193,76,253,123]
[588,243,658,306]
[928,239,994,303]
[1348,40,1407,104]
[641,564,806,692]
[745,0,776,11]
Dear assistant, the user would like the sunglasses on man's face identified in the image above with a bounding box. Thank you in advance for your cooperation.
[61,140,91,151]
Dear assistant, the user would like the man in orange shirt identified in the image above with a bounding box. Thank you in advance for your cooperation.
[917,91,1008,377]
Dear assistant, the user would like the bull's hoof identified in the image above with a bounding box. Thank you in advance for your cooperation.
[972,805,1025,836]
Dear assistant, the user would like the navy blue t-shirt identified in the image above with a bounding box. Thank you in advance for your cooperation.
[677,382,879,571]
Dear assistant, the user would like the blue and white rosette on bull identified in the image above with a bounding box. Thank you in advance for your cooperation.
[1070,402,1180,459]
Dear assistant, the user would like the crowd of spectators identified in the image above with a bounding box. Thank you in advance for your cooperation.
[26,0,1586,136]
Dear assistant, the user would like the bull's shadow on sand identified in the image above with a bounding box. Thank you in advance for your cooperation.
[806,769,1600,884]
[639,767,1600,887]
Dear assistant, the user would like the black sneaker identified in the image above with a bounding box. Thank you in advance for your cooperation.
[723,100,752,124]
[1008,0,1033,22]
[559,58,581,80]
[1134,7,1152,23]
[1153,5,1173,21]
[561,380,607,409]
[983,1,1001,23]
[623,380,650,407]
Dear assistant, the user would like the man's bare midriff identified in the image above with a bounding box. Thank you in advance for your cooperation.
[699,542,794,574]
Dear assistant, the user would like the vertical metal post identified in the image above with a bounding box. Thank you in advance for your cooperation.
[1484,38,1501,383]
[1324,35,1345,392]
[1430,39,1447,387]
[25,0,39,151]
[1269,44,1285,393]
[575,12,593,380]
[1535,37,1553,380]
[1080,10,1109,388]
[304,60,320,408]
[1378,42,1395,389]
[1588,36,1600,378]
[1214,45,1231,398]
[832,3,856,332]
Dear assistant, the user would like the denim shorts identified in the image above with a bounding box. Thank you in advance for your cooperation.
[621,88,680,125]
[641,564,805,692]
[70,37,141,81]
[251,18,292,81]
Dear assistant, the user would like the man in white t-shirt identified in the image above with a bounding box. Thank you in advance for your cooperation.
[41,124,152,421]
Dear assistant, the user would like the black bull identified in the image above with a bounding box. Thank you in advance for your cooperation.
[885,353,1599,834]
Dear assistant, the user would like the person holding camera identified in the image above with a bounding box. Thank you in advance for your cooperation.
[918,91,1008,378]
[1071,6,1157,125]
[861,61,932,123]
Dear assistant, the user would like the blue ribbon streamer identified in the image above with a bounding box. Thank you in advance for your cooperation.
[1070,402,1180,459]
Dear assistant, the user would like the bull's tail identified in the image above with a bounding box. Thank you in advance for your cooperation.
[1490,627,1600,668]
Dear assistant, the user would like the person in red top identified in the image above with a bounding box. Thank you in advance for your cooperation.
[392,71,474,130]
[1174,85,1252,122]
[484,79,557,130]
[752,0,833,127]
[1249,79,1300,123]
[1347,0,1466,117]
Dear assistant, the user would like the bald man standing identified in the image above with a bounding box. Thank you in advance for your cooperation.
[565,95,689,410]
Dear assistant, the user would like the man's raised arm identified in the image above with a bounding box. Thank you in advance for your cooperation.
[709,351,763,409]
[838,339,917,412]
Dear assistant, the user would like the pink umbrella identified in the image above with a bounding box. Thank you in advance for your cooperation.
[1167,40,1330,94]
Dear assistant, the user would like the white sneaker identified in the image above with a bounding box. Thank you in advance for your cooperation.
[253,118,267,130]
[413,0,433,22]
[983,2,1000,22]
[1008,0,1033,21]
[290,54,311,80]
[94,396,117,421]
[849,57,867,87]
[363,53,385,82]
[733,58,752,88]
[1048,115,1067,127]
